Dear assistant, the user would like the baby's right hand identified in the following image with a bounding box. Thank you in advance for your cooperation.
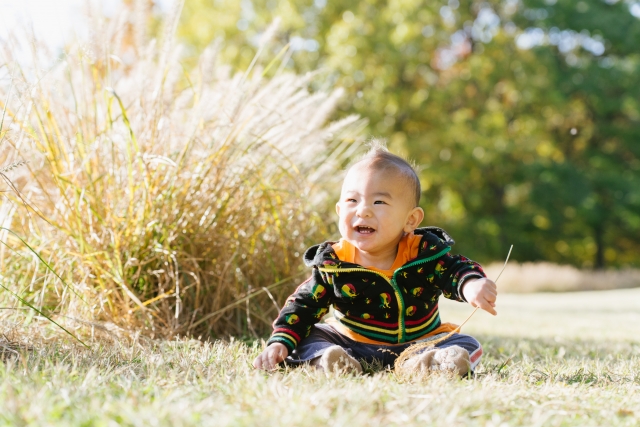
[253,342,289,371]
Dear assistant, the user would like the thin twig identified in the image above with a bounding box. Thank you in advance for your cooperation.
[262,286,281,312]
[190,272,306,329]
[395,245,514,369]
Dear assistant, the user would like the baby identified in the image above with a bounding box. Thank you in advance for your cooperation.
[253,145,497,375]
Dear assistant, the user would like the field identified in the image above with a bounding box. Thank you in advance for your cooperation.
[1,5,639,426]
[0,288,638,426]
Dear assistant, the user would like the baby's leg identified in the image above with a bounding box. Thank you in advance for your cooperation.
[285,324,362,374]
[397,333,482,377]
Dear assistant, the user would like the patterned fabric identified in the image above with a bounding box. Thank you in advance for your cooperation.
[267,227,486,354]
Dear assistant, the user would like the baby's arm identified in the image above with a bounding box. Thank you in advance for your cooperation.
[461,277,498,315]
[254,269,332,371]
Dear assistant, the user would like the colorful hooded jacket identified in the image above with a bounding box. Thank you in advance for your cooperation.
[267,227,486,354]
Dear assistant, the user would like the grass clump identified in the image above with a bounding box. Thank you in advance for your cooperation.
[0,9,364,339]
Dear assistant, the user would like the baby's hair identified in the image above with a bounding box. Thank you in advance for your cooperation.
[351,139,421,206]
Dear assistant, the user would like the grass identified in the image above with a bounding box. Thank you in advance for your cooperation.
[0,8,364,339]
[0,288,638,426]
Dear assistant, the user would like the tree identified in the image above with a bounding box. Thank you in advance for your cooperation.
[175,0,640,268]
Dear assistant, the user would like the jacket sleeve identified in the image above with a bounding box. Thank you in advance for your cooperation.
[266,267,333,354]
[433,252,486,302]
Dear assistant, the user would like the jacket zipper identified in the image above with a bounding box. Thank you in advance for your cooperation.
[318,266,404,342]
[318,245,450,343]
[391,246,450,341]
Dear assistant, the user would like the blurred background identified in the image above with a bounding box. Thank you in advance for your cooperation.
[3,0,639,269]
[176,0,640,270]
[169,0,636,269]
[1,0,639,337]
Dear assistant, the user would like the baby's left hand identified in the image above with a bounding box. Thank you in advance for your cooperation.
[461,277,497,315]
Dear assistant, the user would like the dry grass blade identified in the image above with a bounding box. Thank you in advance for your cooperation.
[483,261,640,292]
[0,157,88,345]
[189,272,306,329]
[0,160,27,174]
[0,281,89,348]
[0,4,365,339]
[395,245,513,371]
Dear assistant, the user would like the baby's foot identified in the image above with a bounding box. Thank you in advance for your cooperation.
[396,348,438,375]
[432,345,471,376]
[311,345,363,374]
[396,345,470,377]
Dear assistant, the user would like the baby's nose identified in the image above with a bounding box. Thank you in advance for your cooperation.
[356,204,373,217]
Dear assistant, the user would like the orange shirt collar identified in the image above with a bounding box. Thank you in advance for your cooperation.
[331,232,422,277]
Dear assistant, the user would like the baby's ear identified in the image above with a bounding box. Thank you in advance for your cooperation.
[335,202,341,216]
[404,207,424,232]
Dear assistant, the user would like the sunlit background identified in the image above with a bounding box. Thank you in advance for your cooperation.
[0,0,171,48]
[2,0,640,270]
[0,0,85,48]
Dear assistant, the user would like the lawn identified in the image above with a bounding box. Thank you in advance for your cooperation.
[0,288,638,426]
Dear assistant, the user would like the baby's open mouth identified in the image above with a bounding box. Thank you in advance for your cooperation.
[355,226,375,234]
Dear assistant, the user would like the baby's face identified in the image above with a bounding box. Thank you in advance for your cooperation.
[336,162,422,259]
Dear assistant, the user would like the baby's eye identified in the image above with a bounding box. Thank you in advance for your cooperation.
[346,198,357,203]
[374,200,387,205]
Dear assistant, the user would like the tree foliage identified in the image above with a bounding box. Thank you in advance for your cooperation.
[177,0,640,268]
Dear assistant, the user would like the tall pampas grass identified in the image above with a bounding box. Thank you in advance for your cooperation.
[0,5,365,339]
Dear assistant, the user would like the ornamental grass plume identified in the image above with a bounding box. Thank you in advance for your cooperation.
[0,5,365,339]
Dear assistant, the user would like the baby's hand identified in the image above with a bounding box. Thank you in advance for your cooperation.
[253,342,289,371]
[462,277,497,315]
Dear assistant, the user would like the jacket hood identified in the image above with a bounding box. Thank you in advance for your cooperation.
[302,226,455,268]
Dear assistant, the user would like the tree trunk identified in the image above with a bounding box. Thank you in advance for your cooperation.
[594,223,605,270]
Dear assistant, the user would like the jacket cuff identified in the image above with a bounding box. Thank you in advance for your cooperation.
[266,332,298,354]
[457,273,486,302]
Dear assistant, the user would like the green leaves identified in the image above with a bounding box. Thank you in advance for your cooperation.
[176,0,640,268]
[0,228,89,348]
